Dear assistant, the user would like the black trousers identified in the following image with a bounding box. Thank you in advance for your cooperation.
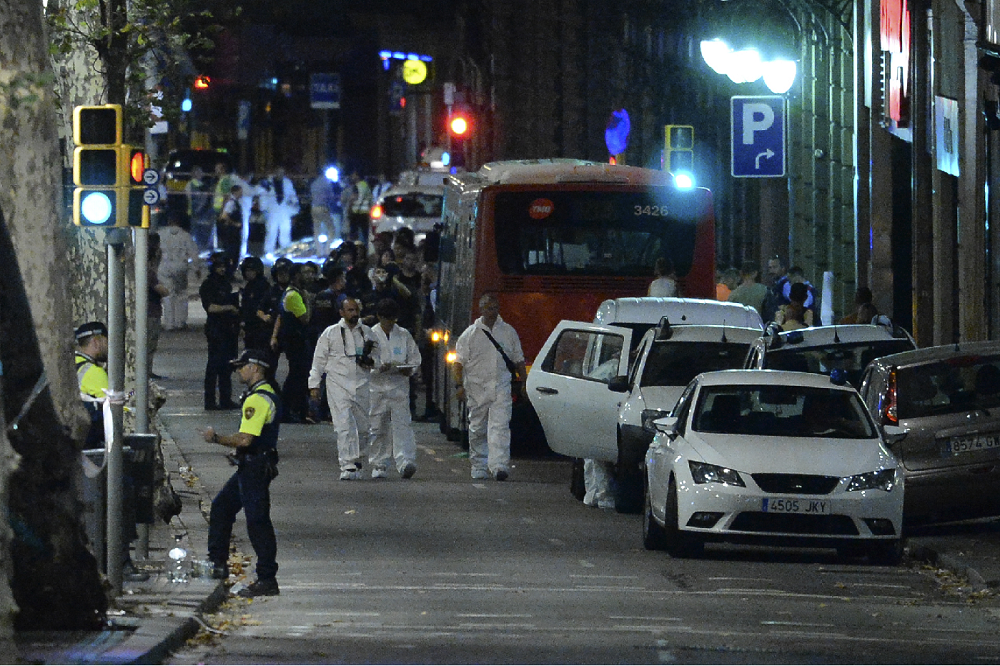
[205,335,238,407]
[282,341,310,420]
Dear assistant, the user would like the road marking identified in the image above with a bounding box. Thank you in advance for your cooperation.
[456,613,533,618]
[571,574,640,579]
[578,560,595,568]
[428,572,500,577]
[611,616,683,622]
[761,621,836,628]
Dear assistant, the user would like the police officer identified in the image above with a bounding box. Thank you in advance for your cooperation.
[271,263,311,423]
[238,256,275,351]
[75,321,148,581]
[200,251,240,410]
[202,349,282,598]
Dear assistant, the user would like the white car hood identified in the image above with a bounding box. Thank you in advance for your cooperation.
[686,433,896,476]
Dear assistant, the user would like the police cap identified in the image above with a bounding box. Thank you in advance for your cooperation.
[75,321,108,341]
[230,348,272,370]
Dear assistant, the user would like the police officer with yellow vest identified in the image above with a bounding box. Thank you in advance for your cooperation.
[202,349,282,598]
[75,321,148,581]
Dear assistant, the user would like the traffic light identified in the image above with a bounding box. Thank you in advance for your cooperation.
[71,105,149,227]
[73,105,124,227]
[449,113,470,137]
[664,125,695,174]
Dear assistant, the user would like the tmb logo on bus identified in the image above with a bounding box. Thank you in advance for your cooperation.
[528,198,555,219]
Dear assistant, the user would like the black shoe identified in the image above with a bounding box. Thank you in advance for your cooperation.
[123,560,150,582]
[238,578,279,598]
[210,563,229,580]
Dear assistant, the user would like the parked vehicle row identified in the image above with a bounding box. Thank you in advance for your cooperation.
[526,296,1000,562]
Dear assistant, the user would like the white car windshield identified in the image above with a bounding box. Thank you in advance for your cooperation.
[765,339,914,386]
[693,385,877,439]
[641,341,749,387]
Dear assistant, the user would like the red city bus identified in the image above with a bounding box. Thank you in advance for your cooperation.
[432,159,716,452]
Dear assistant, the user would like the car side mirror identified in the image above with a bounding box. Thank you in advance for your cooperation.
[883,424,908,445]
[653,416,678,435]
[608,375,630,393]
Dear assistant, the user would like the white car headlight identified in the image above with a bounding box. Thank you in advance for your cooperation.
[642,409,672,432]
[846,469,896,492]
[688,461,745,487]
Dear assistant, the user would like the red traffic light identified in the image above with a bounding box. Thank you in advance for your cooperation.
[449,115,469,136]
[130,149,146,184]
[193,75,211,90]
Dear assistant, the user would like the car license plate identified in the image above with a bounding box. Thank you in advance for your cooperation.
[949,432,1000,456]
[761,498,831,514]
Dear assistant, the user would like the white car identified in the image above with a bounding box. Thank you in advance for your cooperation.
[369,184,444,242]
[744,323,916,387]
[528,298,764,513]
[643,369,906,564]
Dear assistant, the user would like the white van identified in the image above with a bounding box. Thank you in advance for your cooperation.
[528,297,764,512]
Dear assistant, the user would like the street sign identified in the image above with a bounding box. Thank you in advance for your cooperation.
[142,168,159,186]
[143,188,160,205]
[310,73,341,110]
[731,96,786,178]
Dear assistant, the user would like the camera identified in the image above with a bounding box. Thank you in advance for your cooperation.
[356,340,377,368]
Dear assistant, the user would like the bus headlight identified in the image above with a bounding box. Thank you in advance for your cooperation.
[445,351,457,364]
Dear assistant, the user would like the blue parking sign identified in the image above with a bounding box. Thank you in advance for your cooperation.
[731,96,785,178]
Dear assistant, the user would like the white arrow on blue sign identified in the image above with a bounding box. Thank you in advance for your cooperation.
[310,73,341,110]
[731,96,786,178]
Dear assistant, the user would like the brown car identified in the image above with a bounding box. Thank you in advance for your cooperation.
[860,341,1000,524]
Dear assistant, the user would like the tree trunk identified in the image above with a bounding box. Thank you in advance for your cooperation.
[0,0,108,631]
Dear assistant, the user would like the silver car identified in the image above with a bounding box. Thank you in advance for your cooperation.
[859,341,1000,524]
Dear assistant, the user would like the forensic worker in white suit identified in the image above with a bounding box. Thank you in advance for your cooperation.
[452,293,526,481]
[308,296,374,480]
[367,298,421,480]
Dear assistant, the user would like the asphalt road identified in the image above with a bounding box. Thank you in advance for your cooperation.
[154,327,1000,665]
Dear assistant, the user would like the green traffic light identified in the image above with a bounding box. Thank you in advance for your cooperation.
[81,191,114,225]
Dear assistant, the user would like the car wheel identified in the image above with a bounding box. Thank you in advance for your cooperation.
[867,539,904,566]
[664,476,702,558]
[642,478,667,551]
[570,458,585,501]
[614,432,643,514]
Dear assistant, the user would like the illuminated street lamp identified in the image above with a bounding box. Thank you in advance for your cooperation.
[699,38,797,94]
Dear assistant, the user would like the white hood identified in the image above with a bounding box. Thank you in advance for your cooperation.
[686,433,897,477]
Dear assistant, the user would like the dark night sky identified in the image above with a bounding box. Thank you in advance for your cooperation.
[239,0,459,37]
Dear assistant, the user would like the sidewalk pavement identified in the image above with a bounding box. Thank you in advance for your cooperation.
[12,319,1000,663]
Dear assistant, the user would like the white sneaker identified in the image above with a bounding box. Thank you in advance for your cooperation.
[471,469,489,480]
[340,467,359,481]
[371,467,388,479]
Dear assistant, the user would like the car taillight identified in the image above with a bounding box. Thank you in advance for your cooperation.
[881,370,898,425]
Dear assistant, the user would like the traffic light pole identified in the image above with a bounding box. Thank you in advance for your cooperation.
[105,228,129,594]
[134,228,149,560]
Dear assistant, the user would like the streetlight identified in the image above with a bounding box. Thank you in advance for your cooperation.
[699,38,797,94]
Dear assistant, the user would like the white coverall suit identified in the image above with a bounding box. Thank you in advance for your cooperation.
[454,316,524,478]
[309,319,374,476]
[368,323,421,475]
[262,175,298,254]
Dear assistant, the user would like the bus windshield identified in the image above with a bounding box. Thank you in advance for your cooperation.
[493,189,706,278]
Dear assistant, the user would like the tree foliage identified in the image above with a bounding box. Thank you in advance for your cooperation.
[46,0,236,140]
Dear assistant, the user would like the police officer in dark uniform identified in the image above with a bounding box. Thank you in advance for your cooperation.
[271,263,311,423]
[200,251,240,410]
[203,349,282,598]
[238,256,275,351]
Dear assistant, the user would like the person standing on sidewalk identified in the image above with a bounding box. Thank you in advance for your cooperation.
[308,296,375,480]
[202,349,282,598]
[367,298,421,479]
[452,293,526,481]
[200,252,240,410]
[75,321,149,581]
[159,212,200,331]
